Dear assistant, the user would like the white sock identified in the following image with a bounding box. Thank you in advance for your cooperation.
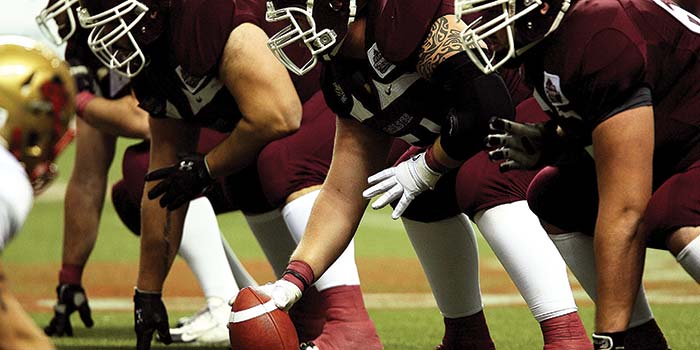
[282,190,360,291]
[549,231,654,327]
[474,201,577,322]
[220,236,258,288]
[676,234,700,283]
[244,210,297,278]
[402,215,483,318]
[179,197,238,303]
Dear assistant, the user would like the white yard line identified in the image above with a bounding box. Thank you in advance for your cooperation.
[36,291,700,311]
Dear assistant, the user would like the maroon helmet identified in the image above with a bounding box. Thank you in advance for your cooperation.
[265,0,358,75]
[76,0,170,77]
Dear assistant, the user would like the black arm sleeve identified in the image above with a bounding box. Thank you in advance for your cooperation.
[432,52,515,161]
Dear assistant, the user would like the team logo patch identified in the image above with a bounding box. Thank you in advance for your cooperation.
[367,43,396,79]
[543,71,569,106]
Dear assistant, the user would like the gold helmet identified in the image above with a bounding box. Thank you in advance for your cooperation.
[0,36,76,194]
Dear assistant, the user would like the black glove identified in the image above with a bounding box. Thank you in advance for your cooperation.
[44,284,94,337]
[485,117,580,172]
[134,289,172,350]
[144,153,214,211]
[593,331,626,350]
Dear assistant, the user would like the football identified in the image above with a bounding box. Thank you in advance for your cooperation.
[228,286,299,350]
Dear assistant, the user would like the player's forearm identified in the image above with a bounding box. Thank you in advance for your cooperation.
[591,106,654,333]
[81,95,150,139]
[291,117,390,278]
[137,199,187,291]
[593,209,646,332]
[292,180,369,278]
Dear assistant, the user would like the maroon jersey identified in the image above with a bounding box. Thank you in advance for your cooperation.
[322,55,530,147]
[525,0,700,182]
[131,0,320,131]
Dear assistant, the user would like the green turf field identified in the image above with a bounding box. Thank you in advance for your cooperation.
[6,140,700,349]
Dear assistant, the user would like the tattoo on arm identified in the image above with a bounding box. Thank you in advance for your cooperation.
[417,16,465,80]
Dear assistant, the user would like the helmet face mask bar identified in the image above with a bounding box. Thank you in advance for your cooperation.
[36,0,80,45]
[77,0,149,78]
[455,0,570,74]
[265,0,356,76]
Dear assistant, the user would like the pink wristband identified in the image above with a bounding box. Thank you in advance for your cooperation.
[282,260,315,293]
[75,91,96,117]
[425,146,451,174]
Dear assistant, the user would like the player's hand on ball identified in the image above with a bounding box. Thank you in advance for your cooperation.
[256,280,302,312]
[134,289,171,350]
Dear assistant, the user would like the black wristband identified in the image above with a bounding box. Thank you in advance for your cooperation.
[282,269,310,291]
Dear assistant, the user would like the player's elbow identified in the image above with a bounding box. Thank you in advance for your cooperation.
[265,99,302,138]
[614,205,648,243]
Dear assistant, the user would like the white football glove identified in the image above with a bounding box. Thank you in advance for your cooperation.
[255,280,302,312]
[362,151,443,220]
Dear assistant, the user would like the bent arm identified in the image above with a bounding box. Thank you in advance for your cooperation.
[591,105,654,332]
[80,94,151,139]
[291,117,392,278]
[205,23,302,178]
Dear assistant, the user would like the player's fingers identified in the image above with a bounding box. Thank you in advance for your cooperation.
[147,180,169,200]
[485,134,515,148]
[371,184,403,210]
[77,303,94,328]
[391,193,414,220]
[144,166,176,181]
[498,160,523,172]
[366,168,395,185]
[136,329,154,350]
[166,195,189,211]
[159,189,178,209]
[488,147,509,162]
[503,149,538,169]
[156,320,172,345]
[363,177,397,199]
[64,318,73,336]
[490,118,542,138]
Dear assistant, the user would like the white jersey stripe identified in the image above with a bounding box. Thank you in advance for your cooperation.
[419,118,441,133]
[350,96,374,121]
